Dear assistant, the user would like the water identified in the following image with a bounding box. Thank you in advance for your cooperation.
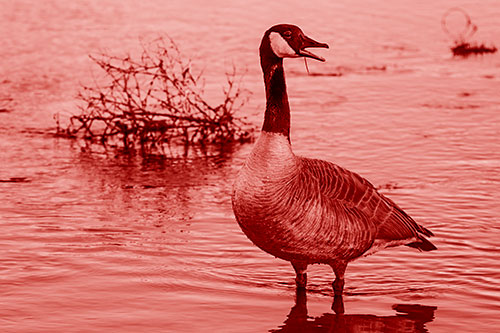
[1,0,500,332]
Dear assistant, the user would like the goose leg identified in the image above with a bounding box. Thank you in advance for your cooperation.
[330,261,347,295]
[291,261,308,289]
[332,295,345,314]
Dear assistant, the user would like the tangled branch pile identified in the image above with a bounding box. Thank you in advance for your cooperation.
[62,37,252,154]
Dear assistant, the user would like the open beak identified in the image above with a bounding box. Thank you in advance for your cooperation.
[297,35,329,62]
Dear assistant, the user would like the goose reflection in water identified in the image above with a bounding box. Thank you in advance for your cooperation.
[271,289,437,333]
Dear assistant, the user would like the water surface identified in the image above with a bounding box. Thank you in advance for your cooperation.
[1,1,500,332]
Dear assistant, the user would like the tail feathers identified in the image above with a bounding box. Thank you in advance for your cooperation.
[418,225,434,237]
[406,236,437,252]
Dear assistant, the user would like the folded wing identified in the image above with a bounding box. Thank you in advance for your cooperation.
[299,157,436,252]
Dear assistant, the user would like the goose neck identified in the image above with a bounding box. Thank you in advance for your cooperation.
[261,57,291,140]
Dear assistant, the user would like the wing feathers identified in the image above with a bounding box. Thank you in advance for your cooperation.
[299,157,435,251]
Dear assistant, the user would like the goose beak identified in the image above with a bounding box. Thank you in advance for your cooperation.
[298,35,329,62]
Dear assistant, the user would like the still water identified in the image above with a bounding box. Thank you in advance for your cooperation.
[1,0,500,332]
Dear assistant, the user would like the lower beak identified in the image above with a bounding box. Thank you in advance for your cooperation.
[298,35,329,62]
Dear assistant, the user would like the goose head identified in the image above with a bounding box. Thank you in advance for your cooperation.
[260,24,329,63]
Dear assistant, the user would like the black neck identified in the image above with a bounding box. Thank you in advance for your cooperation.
[260,44,291,141]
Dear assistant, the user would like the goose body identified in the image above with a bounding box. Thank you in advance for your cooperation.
[232,24,436,294]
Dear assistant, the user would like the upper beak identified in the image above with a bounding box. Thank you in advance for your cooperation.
[298,35,329,62]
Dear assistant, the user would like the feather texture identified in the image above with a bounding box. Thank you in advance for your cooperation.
[232,132,436,266]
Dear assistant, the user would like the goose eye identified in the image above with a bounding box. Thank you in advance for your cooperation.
[283,31,292,38]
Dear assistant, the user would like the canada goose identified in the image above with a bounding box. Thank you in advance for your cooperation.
[232,24,436,295]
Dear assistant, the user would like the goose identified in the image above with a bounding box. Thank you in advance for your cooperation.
[232,24,436,295]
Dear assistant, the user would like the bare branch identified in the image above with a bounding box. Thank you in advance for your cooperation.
[62,36,254,155]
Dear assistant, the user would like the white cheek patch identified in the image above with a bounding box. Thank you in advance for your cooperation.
[269,32,299,59]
